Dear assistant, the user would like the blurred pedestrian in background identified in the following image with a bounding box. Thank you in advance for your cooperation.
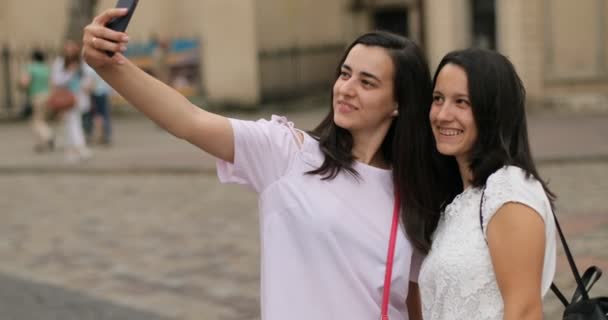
[20,49,53,153]
[84,65,113,146]
[51,40,94,163]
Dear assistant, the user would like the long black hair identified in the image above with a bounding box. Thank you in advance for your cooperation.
[400,48,557,253]
[392,51,460,254]
[308,31,432,180]
[438,49,555,196]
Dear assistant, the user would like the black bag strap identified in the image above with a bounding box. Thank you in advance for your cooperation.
[570,266,603,303]
[478,186,591,306]
[552,208,590,301]
[551,283,570,307]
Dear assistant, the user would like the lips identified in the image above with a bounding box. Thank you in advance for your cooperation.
[437,127,464,136]
[336,100,358,112]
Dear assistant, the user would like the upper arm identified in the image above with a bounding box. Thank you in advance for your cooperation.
[183,107,235,163]
[487,203,545,318]
[214,115,302,192]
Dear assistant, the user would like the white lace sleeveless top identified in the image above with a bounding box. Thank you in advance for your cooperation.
[418,166,556,320]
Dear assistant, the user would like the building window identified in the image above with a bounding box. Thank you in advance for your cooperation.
[373,7,409,37]
[471,0,496,50]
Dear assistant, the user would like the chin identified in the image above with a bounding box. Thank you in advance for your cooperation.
[333,114,351,130]
[436,144,460,157]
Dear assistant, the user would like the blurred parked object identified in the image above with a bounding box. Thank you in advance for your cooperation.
[109,36,203,106]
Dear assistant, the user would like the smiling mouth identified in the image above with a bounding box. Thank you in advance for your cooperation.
[438,127,464,136]
[336,100,358,112]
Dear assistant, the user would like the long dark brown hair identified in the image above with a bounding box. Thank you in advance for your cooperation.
[398,48,557,253]
[308,31,432,181]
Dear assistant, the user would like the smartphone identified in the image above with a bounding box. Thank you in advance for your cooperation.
[105,0,139,56]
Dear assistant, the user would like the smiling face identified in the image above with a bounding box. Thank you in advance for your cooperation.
[429,63,478,164]
[332,44,397,135]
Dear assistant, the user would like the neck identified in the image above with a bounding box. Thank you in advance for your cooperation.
[350,127,390,169]
[456,156,473,190]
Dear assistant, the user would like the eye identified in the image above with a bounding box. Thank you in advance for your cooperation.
[361,79,375,88]
[339,70,350,79]
[456,98,471,107]
[432,95,444,104]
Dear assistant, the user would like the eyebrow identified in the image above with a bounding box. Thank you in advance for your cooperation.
[433,90,469,98]
[342,64,382,83]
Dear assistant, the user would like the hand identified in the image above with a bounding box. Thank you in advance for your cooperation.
[82,8,130,69]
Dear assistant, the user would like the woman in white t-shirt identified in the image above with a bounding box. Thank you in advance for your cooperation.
[83,8,437,320]
[412,49,557,320]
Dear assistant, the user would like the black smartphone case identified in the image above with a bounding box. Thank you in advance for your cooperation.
[105,0,139,56]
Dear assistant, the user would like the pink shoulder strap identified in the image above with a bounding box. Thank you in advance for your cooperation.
[381,192,401,320]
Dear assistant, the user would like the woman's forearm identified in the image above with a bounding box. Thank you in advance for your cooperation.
[83,8,235,162]
[95,59,201,139]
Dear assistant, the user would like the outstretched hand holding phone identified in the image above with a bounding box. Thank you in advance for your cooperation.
[82,4,236,163]
[82,7,131,68]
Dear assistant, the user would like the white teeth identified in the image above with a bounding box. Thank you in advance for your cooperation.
[439,128,463,136]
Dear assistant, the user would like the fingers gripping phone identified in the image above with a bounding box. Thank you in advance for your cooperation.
[105,0,139,56]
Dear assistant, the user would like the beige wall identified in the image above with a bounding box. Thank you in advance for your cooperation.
[2,0,607,109]
[99,0,262,105]
[605,1,608,72]
[423,0,607,108]
[0,2,8,43]
[255,0,348,50]
[0,0,261,107]
[199,0,260,105]
[497,0,545,103]
[546,0,605,78]
[543,0,608,110]
[0,1,72,109]
[1,1,69,46]
[99,0,259,105]
[96,0,177,41]
[425,0,471,70]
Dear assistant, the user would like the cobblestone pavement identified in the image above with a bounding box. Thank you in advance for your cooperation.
[0,106,607,319]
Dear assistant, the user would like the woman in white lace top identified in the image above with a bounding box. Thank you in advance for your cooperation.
[415,49,557,320]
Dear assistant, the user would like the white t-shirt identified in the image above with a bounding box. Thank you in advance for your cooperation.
[217,115,422,320]
[418,166,556,320]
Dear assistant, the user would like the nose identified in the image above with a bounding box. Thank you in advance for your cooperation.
[337,77,356,97]
[434,102,454,122]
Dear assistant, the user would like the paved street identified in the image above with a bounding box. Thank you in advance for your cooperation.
[0,104,607,319]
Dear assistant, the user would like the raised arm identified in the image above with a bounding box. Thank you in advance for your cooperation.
[82,8,235,162]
